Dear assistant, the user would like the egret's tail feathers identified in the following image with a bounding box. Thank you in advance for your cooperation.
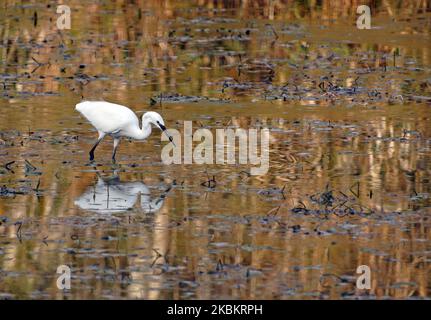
[75,101,86,112]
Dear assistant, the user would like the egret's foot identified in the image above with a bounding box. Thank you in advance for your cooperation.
[110,162,120,170]
[111,156,120,168]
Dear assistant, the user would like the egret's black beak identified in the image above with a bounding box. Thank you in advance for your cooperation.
[158,123,167,131]
[158,123,176,147]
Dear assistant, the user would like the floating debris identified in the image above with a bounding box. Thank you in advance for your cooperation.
[24,160,42,176]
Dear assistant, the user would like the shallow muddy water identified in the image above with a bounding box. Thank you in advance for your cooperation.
[0,1,431,299]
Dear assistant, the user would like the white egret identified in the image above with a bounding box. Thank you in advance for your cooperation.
[75,101,174,162]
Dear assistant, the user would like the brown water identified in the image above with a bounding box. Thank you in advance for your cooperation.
[0,0,431,299]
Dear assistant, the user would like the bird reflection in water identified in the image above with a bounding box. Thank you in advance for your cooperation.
[74,172,171,214]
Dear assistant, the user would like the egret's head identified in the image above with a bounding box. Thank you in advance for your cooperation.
[143,111,175,145]
[143,111,165,129]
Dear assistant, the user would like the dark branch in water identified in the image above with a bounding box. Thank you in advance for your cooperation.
[201,174,216,189]
[349,182,360,198]
[42,235,48,246]
[30,56,50,74]
[266,24,278,40]
[216,259,224,272]
[150,249,164,268]
[266,206,280,217]
[15,221,23,242]
[25,159,41,176]
[4,161,15,173]
[33,11,38,27]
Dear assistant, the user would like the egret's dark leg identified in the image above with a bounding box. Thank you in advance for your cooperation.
[112,138,120,163]
[89,132,105,161]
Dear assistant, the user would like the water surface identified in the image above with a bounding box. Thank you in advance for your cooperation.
[0,0,430,299]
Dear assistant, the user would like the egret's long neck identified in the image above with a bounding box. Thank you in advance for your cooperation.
[130,117,152,140]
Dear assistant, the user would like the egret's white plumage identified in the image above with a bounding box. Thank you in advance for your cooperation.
[75,101,173,162]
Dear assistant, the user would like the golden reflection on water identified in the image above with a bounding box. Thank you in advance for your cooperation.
[0,1,430,299]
